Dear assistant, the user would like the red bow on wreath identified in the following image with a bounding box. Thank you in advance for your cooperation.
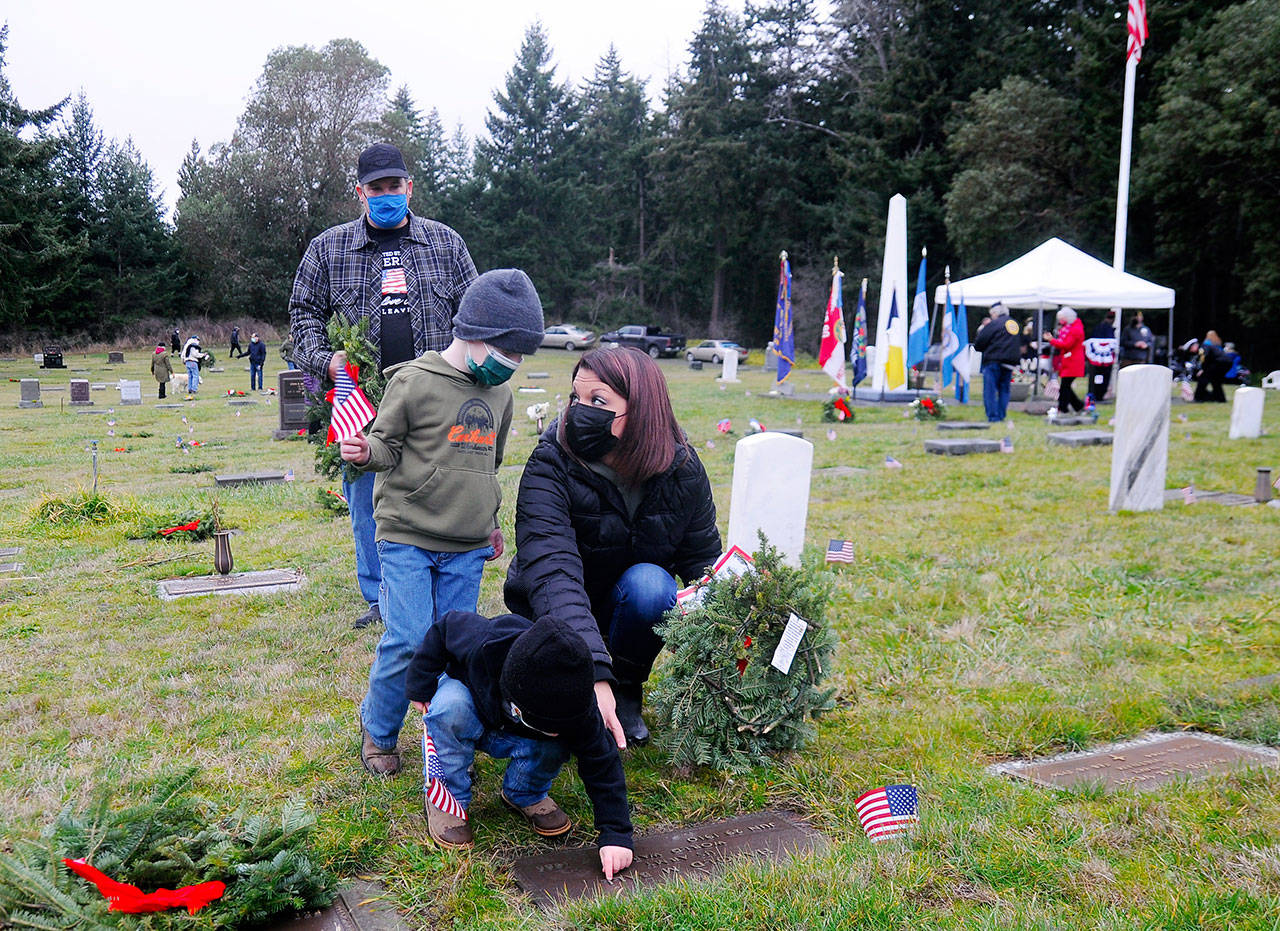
[158,520,200,537]
[62,858,225,915]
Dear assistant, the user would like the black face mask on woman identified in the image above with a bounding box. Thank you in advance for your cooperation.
[564,402,619,461]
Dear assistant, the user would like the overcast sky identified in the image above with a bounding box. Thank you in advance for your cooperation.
[3,0,716,214]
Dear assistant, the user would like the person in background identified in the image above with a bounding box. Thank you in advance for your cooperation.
[1087,309,1117,401]
[1119,312,1154,367]
[1194,330,1230,402]
[290,142,479,630]
[170,327,180,353]
[151,343,173,399]
[972,302,1022,423]
[1049,307,1086,413]
[504,346,722,749]
[230,325,246,359]
[181,335,205,398]
[247,333,267,391]
[280,335,297,370]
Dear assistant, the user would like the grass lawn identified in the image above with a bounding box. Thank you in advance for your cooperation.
[3,349,1279,929]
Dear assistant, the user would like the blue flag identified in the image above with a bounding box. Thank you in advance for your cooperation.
[954,296,970,404]
[850,279,868,387]
[773,254,794,384]
[907,253,929,369]
[941,285,958,388]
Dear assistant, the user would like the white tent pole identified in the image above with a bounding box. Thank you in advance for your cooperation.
[1113,56,1138,271]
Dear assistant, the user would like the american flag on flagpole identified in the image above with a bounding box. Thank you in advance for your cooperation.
[423,726,467,821]
[326,363,377,445]
[1127,0,1148,62]
[825,539,854,564]
[856,784,918,843]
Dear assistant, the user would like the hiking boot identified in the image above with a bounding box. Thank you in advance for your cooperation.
[359,717,401,777]
[501,791,571,838]
[352,603,382,630]
[425,797,473,849]
[613,690,650,747]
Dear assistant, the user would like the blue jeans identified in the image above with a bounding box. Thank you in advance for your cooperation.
[603,563,678,682]
[360,540,492,749]
[249,363,263,390]
[982,362,1011,422]
[185,361,200,394]
[423,674,568,809]
[343,471,381,607]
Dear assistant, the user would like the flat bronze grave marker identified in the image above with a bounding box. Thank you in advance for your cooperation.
[511,810,826,907]
[990,732,1278,792]
[924,437,1001,455]
[270,880,410,931]
[1047,430,1113,447]
[157,568,304,600]
[215,471,288,487]
[936,421,991,431]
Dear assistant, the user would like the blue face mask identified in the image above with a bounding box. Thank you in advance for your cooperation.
[366,192,408,228]
[467,345,520,386]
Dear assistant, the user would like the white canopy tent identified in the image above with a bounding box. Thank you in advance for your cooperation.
[933,238,1176,395]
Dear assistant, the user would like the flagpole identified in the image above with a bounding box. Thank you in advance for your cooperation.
[1113,55,1138,271]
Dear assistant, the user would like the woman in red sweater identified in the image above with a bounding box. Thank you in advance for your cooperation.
[1049,307,1086,413]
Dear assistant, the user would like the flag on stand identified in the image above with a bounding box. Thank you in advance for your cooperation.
[954,296,970,403]
[850,279,869,387]
[884,454,903,469]
[773,253,795,385]
[885,293,906,390]
[825,539,854,563]
[818,262,847,392]
[1127,0,1148,62]
[907,251,929,370]
[423,725,468,821]
[326,363,377,445]
[1183,484,1196,504]
[856,784,919,843]
[1000,436,1014,454]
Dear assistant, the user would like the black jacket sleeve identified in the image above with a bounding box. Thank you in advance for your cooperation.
[972,320,994,352]
[671,450,722,584]
[511,445,613,680]
[404,611,494,704]
[567,719,633,849]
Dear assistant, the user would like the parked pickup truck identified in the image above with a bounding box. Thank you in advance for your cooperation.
[599,325,687,359]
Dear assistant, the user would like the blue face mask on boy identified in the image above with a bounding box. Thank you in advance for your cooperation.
[366,193,408,228]
[467,345,520,386]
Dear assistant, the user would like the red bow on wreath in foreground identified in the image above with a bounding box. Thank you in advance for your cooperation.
[62,858,225,914]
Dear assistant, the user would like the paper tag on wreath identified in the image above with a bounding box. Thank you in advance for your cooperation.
[770,612,808,674]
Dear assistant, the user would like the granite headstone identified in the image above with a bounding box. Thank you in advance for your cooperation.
[718,349,740,383]
[1108,365,1171,511]
[1228,386,1265,439]
[118,380,142,405]
[275,370,310,438]
[18,379,42,409]
[69,379,92,406]
[726,432,812,566]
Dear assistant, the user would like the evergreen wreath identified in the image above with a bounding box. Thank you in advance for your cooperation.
[650,536,838,773]
[0,768,334,929]
[307,317,387,482]
[822,396,855,422]
[908,395,946,420]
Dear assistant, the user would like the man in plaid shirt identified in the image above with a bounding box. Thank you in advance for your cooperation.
[290,142,478,641]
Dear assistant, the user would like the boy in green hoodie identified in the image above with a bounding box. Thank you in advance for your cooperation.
[340,268,544,778]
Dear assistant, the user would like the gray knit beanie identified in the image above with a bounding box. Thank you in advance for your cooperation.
[453,269,545,356]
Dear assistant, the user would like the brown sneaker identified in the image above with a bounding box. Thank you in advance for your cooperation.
[425,797,473,849]
[501,790,572,838]
[359,717,401,777]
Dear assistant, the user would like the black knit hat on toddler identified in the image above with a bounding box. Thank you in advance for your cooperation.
[453,269,545,357]
[499,616,596,737]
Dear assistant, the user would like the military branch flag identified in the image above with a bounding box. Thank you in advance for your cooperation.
[856,784,919,842]
[907,249,929,370]
[773,251,795,385]
[1127,0,1148,62]
[423,726,468,821]
[954,295,970,404]
[885,292,906,390]
[850,278,869,387]
[825,539,854,563]
[326,362,377,445]
[818,260,847,392]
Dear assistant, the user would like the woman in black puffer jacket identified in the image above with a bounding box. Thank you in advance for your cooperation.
[504,347,722,749]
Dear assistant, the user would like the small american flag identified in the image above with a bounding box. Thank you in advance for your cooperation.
[884,454,903,469]
[423,726,467,821]
[856,784,918,843]
[1183,484,1196,504]
[1127,0,1148,62]
[326,363,376,445]
[1000,436,1013,454]
[825,539,854,563]
[382,267,407,294]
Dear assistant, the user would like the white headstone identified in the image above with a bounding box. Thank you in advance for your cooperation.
[1108,364,1172,512]
[727,432,813,566]
[718,349,740,383]
[118,379,142,405]
[1228,386,1265,439]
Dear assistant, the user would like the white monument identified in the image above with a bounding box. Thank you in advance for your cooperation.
[718,349,740,383]
[871,193,908,392]
[1108,364,1172,512]
[118,380,142,406]
[726,432,813,566]
[1228,386,1265,439]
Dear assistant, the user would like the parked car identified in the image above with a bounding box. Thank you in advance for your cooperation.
[599,325,687,358]
[541,325,596,351]
[686,339,745,364]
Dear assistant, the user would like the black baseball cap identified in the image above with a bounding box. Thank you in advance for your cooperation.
[357,143,409,185]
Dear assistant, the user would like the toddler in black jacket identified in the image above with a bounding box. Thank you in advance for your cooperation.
[405,611,634,880]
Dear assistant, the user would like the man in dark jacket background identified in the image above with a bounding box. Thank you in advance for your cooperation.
[972,301,1022,422]
[247,333,267,391]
